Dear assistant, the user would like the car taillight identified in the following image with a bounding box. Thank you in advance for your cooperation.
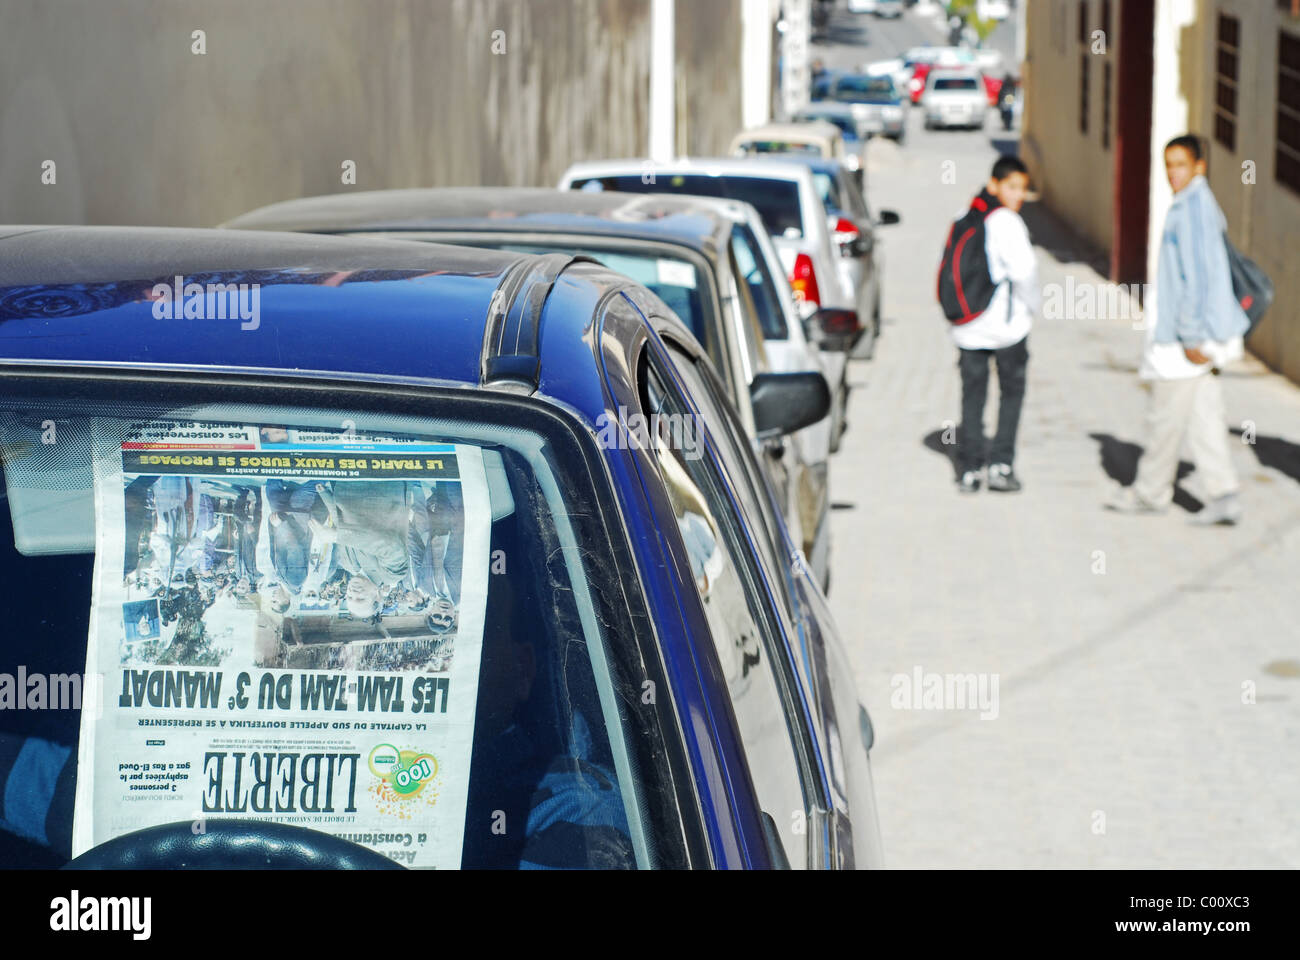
[818,308,860,335]
[832,217,860,248]
[910,77,923,92]
[790,253,821,306]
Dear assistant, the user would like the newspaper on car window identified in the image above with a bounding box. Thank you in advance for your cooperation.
[72,419,490,868]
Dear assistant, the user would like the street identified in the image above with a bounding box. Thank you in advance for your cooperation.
[819,3,1300,868]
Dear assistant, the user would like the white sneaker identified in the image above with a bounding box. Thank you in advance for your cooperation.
[1189,493,1243,526]
[1104,485,1167,515]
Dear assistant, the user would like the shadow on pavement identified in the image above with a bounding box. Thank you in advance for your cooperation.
[1088,432,1203,512]
[1019,202,1111,275]
[923,428,960,480]
[989,135,1020,157]
[1230,428,1300,485]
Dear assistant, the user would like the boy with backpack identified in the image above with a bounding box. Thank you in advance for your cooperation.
[1106,134,1252,524]
[938,155,1039,493]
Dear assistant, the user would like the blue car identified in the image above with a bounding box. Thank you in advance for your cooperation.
[0,226,882,869]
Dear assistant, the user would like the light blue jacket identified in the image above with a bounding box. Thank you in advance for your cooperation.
[1155,175,1249,346]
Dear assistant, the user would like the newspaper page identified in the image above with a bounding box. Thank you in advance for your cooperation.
[72,419,490,868]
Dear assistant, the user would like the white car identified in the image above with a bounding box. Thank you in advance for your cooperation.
[847,0,876,12]
[874,0,903,17]
[922,68,988,130]
[978,0,1011,20]
[558,157,862,454]
[705,197,833,579]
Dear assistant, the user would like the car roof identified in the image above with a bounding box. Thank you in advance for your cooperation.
[225,187,736,259]
[794,102,856,116]
[0,225,679,397]
[752,152,844,177]
[561,156,816,186]
[730,121,839,144]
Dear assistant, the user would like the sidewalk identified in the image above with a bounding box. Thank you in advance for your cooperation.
[831,133,1300,868]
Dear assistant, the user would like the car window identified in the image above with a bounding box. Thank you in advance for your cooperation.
[483,241,716,361]
[798,113,856,139]
[724,245,769,393]
[839,171,871,221]
[640,353,813,868]
[811,172,842,215]
[568,175,805,239]
[736,140,822,157]
[729,225,789,341]
[0,384,678,870]
[933,77,980,91]
[833,75,898,103]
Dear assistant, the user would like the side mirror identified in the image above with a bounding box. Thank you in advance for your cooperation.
[875,209,901,226]
[750,371,831,439]
[808,307,862,352]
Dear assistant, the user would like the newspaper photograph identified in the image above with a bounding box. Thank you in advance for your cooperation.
[72,419,491,868]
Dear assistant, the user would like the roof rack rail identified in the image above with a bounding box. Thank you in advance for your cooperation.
[480,253,592,392]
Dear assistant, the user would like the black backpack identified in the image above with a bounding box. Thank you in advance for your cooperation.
[1223,233,1274,340]
[937,190,1007,325]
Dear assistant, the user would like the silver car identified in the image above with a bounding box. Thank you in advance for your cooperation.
[829,73,908,143]
[922,68,988,130]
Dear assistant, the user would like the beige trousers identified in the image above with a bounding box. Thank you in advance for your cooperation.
[1134,373,1239,508]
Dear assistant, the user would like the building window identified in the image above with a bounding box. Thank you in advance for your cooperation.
[1215,14,1240,151]
[1279,30,1300,194]
[1079,1,1090,135]
[1101,0,1112,149]
[1102,63,1113,148]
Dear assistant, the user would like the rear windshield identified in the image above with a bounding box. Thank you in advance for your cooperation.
[833,76,898,103]
[933,77,980,91]
[797,114,856,138]
[0,385,667,870]
[569,175,805,239]
[736,140,822,157]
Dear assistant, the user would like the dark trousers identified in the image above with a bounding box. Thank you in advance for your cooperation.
[957,335,1028,473]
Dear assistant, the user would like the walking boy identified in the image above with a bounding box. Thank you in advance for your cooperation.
[944,155,1039,493]
[1107,134,1248,524]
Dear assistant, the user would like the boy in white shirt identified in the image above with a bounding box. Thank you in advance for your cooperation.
[951,156,1039,493]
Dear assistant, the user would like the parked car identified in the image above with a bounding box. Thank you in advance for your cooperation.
[733,118,864,186]
[922,68,989,129]
[778,154,902,361]
[558,158,862,453]
[226,187,834,585]
[874,0,903,17]
[792,102,863,150]
[829,72,908,143]
[0,225,884,870]
[846,0,876,13]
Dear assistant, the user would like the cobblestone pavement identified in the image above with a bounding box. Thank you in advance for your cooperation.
[830,114,1300,868]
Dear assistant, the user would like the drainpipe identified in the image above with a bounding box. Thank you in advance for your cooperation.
[650,0,675,163]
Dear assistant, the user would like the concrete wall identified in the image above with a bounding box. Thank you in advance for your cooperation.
[0,0,741,228]
[1197,0,1300,385]
[674,0,744,157]
[1023,0,1300,384]
[1021,0,1119,255]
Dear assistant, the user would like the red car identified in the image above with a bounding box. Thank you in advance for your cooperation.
[908,62,932,104]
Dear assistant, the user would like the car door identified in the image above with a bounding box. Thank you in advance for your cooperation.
[651,336,882,869]
[639,334,848,868]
